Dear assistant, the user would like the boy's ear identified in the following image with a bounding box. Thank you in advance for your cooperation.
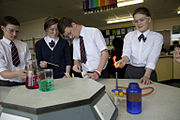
[1,25,5,32]
[148,17,151,23]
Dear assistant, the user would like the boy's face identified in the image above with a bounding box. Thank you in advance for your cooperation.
[133,13,151,33]
[1,24,20,41]
[63,23,79,39]
[46,23,59,38]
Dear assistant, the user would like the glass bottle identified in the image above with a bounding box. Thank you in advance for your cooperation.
[126,82,142,114]
[25,60,40,89]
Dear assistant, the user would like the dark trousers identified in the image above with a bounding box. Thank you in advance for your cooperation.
[100,67,109,78]
[0,80,25,87]
[124,64,157,82]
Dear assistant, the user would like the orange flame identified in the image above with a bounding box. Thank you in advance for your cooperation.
[113,56,119,68]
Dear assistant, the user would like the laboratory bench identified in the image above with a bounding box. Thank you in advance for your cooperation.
[0,78,180,120]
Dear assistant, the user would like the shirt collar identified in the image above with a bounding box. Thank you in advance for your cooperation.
[136,29,150,38]
[44,36,59,43]
[2,36,13,46]
[79,25,85,38]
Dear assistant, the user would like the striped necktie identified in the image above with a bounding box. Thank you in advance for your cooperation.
[10,41,20,67]
[79,36,87,64]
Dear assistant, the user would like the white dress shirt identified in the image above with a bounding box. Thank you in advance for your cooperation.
[0,37,32,82]
[44,36,59,51]
[122,29,163,70]
[73,26,108,72]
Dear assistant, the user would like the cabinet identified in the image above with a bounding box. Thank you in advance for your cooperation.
[173,61,180,79]
[156,56,180,81]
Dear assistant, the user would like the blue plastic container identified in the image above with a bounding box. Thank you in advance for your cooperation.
[126,82,142,114]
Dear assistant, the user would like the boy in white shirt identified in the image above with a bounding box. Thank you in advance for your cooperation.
[0,16,31,86]
[117,7,163,85]
[58,17,109,80]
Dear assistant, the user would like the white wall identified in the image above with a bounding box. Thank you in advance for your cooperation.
[99,20,154,31]
[153,17,180,43]
[18,16,180,42]
[18,18,46,40]
[17,18,46,59]
[153,17,180,32]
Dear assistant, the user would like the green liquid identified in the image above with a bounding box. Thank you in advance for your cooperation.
[38,79,54,92]
[47,79,54,91]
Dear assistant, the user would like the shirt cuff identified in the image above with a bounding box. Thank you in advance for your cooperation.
[122,53,130,59]
[100,47,108,52]
[121,53,130,64]
[0,68,8,73]
[145,63,155,70]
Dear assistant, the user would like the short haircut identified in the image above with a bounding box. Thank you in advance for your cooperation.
[112,37,123,51]
[173,41,179,45]
[1,16,20,27]
[44,16,59,31]
[133,7,151,17]
[58,17,75,34]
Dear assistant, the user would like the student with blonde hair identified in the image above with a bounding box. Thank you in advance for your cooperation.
[117,7,163,85]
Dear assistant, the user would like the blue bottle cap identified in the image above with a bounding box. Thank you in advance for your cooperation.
[128,82,139,89]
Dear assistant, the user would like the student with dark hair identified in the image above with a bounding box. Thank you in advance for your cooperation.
[0,16,31,86]
[58,17,109,80]
[35,17,72,79]
[170,41,180,51]
[107,37,127,78]
[117,7,163,85]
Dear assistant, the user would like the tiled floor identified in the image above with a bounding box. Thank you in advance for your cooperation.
[159,79,180,88]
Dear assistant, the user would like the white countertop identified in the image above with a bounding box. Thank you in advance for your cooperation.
[1,78,180,120]
[0,86,13,112]
[0,78,104,114]
[98,79,180,120]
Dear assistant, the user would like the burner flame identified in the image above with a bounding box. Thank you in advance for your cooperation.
[113,56,119,68]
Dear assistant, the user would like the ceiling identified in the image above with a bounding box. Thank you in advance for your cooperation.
[0,0,180,28]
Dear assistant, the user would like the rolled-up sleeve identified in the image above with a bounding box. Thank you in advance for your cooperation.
[0,51,8,72]
[94,28,107,52]
[73,39,80,60]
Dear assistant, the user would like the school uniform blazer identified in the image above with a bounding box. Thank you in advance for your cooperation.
[35,38,72,79]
